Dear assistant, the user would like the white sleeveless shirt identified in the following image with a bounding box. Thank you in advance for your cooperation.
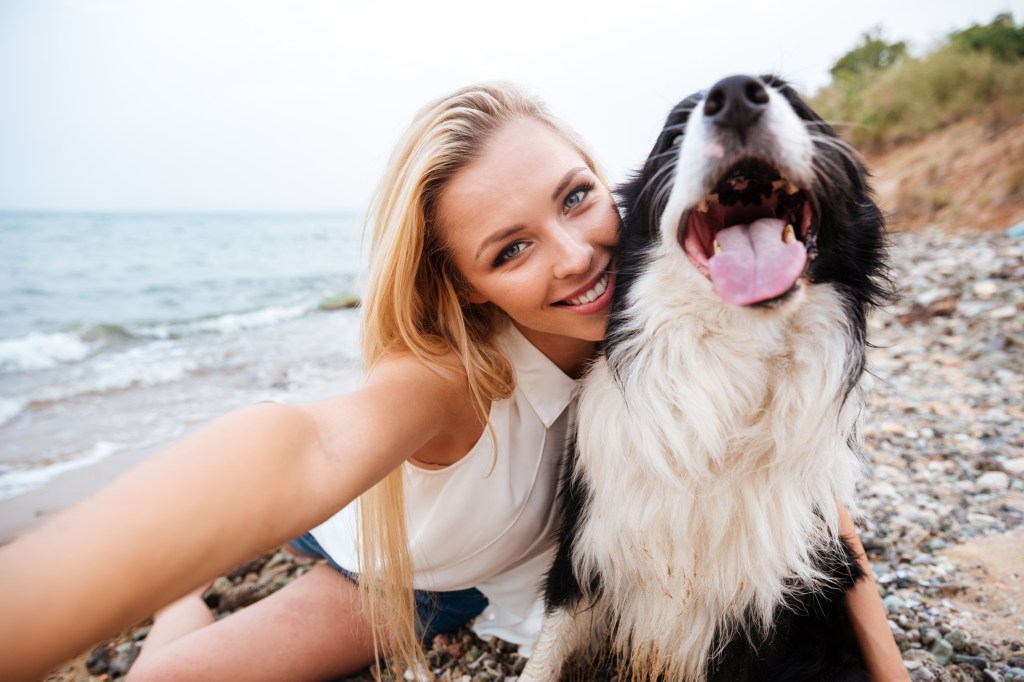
[309,323,577,653]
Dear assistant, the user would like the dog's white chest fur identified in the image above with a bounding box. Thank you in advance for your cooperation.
[569,260,864,678]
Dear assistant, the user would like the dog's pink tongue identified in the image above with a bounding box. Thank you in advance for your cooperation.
[707,218,807,305]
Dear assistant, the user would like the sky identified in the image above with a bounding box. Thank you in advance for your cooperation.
[0,0,1021,213]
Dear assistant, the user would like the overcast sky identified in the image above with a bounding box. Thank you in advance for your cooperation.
[1,0,1020,213]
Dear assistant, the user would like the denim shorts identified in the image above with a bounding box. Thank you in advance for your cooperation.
[288,532,489,641]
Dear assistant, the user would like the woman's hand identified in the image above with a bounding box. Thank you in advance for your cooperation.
[839,503,911,682]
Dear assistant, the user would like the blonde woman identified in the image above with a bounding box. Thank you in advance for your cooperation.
[0,83,906,682]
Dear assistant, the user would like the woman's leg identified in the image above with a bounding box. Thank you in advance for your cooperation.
[132,584,215,655]
[126,564,379,682]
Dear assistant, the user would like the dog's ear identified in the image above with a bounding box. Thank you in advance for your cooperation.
[616,95,701,245]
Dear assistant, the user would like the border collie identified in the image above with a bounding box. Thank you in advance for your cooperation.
[520,75,892,681]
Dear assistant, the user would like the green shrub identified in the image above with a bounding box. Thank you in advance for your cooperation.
[950,13,1024,62]
[811,13,1024,151]
[829,27,907,81]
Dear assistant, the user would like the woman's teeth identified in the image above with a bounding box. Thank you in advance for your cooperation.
[565,272,609,306]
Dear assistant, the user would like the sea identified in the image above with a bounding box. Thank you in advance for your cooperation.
[0,211,368,503]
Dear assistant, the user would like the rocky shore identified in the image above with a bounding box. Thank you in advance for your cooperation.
[43,226,1024,682]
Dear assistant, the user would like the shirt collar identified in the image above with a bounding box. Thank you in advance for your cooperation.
[496,323,579,428]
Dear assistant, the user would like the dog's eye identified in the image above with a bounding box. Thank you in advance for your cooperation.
[670,134,683,147]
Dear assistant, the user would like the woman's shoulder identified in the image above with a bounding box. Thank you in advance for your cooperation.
[362,348,479,420]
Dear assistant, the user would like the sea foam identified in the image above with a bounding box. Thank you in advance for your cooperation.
[0,398,22,427]
[137,303,312,339]
[0,332,92,373]
[0,441,123,502]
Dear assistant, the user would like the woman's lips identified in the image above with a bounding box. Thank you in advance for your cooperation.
[555,269,615,313]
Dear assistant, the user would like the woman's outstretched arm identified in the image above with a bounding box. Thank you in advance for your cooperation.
[0,353,470,682]
[840,503,910,682]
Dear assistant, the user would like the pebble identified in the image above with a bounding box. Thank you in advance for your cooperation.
[954,654,990,670]
[932,638,956,666]
[907,649,940,665]
[947,628,969,651]
[991,305,1018,319]
[977,471,1011,491]
[973,281,1000,299]
[885,594,907,613]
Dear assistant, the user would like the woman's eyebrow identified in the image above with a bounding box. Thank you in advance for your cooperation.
[472,166,590,262]
[475,225,524,262]
[552,167,589,200]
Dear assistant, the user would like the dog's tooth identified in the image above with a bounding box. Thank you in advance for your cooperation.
[783,224,796,244]
[785,180,799,195]
[771,179,787,192]
[713,239,722,255]
[697,198,709,213]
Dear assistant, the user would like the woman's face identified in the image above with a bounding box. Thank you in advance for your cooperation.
[437,118,619,364]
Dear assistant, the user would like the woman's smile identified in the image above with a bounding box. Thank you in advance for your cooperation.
[553,268,614,312]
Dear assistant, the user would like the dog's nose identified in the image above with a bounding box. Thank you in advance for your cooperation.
[703,75,769,135]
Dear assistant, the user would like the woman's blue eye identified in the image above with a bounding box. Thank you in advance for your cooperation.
[493,241,526,267]
[564,182,593,211]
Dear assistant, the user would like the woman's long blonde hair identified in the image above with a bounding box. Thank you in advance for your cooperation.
[357,81,603,675]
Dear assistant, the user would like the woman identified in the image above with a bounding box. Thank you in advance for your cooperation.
[0,83,907,682]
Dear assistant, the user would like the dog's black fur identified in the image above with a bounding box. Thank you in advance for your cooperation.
[536,75,893,681]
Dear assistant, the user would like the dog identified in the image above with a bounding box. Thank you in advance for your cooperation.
[519,75,893,681]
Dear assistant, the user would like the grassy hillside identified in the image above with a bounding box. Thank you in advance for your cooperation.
[812,14,1024,230]
[812,14,1024,152]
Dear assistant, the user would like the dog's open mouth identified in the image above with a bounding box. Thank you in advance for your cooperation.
[680,158,817,307]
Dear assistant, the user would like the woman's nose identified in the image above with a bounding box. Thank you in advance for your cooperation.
[551,224,593,279]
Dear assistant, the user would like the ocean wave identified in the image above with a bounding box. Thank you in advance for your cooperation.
[0,441,123,502]
[0,301,336,375]
[130,303,315,339]
[20,349,204,410]
[0,398,22,427]
[0,332,93,372]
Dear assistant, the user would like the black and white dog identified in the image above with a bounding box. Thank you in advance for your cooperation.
[520,76,892,681]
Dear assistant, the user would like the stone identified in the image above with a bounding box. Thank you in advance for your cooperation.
[976,472,1010,491]
[915,288,956,307]
[884,595,906,613]
[912,668,937,681]
[990,305,1017,319]
[109,645,140,677]
[905,649,939,665]
[947,628,969,651]
[85,645,110,675]
[952,654,988,670]
[973,281,999,299]
[1003,458,1024,477]
[931,638,955,666]
[217,581,264,612]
